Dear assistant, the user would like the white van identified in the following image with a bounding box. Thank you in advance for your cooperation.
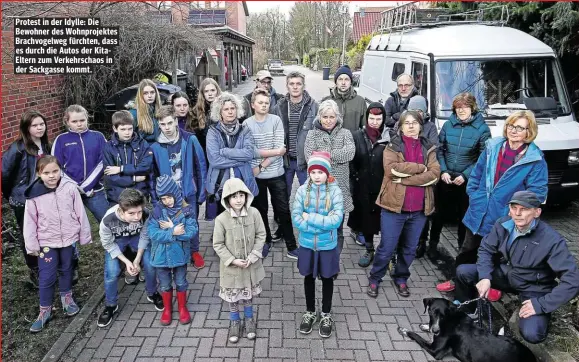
[357,4,579,205]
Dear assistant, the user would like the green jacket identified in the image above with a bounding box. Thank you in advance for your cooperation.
[322,87,367,132]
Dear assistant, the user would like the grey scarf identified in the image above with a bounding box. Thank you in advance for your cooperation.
[220,119,240,137]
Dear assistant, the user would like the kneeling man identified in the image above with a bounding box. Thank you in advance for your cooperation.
[455,190,579,344]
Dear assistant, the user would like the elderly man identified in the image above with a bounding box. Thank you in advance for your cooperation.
[454,190,579,344]
[384,73,419,128]
[242,70,283,121]
[321,65,367,132]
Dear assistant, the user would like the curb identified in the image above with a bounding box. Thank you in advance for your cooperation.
[437,237,576,362]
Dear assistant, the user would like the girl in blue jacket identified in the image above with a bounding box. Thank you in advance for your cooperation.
[292,151,344,339]
[129,79,163,143]
[147,175,198,326]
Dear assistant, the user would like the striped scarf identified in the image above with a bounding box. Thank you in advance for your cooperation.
[494,142,526,185]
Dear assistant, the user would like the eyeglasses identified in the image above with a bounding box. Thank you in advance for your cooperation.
[507,124,528,133]
[397,84,412,89]
[403,121,420,126]
[259,80,272,85]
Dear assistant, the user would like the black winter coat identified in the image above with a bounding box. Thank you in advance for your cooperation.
[2,140,51,206]
[383,88,419,128]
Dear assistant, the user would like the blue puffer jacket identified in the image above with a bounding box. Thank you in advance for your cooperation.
[150,130,207,206]
[437,112,491,179]
[147,203,198,268]
[463,137,548,236]
[103,133,152,203]
[205,122,258,199]
[292,180,344,251]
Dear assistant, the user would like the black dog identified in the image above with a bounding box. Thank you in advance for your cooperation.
[398,298,537,362]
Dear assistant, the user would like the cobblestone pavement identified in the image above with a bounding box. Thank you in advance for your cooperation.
[58,66,578,362]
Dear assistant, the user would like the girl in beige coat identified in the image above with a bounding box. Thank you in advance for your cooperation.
[213,178,266,343]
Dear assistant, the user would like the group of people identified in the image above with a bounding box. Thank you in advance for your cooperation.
[3,64,578,344]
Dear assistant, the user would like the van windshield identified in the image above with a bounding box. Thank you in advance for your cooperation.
[435,58,571,118]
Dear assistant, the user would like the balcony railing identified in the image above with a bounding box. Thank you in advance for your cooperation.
[188,9,226,26]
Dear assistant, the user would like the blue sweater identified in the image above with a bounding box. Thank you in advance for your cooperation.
[292,180,344,251]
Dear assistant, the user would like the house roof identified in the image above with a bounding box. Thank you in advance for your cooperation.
[351,11,383,43]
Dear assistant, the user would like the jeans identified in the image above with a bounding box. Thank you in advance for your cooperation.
[83,189,109,223]
[455,264,551,344]
[369,209,427,285]
[284,158,307,198]
[11,205,39,272]
[38,245,74,306]
[254,175,297,250]
[104,247,157,306]
[157,266,188,292]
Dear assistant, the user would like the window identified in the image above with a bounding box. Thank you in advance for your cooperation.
[391,63,406,81]
[211,1,224,8]
[362,56,384,92]
[411,61,428,98]
[190,1,205,9]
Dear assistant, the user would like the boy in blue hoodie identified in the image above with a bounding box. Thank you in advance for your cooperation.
[103,110,153,206]
[145,175,198,325]
[150,105,207,269]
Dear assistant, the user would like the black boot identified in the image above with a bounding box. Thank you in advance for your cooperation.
[426,241,440,260]
[415,239,427,258]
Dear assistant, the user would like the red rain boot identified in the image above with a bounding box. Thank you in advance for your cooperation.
[160,291,173,326]
[177,291,191,324]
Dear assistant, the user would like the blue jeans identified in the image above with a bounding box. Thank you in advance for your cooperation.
[104,248,157,306]
[456,264,551,344]
[83,189,109,223]
[38,245,74,306]
[284,158,307,198]
[157,266,188,292]
[369,209,427,285]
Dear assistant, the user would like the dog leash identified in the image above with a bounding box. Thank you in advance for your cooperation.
[455,297,493,335]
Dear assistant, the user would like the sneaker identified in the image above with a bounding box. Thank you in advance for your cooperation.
[125,274,138,285]
[286,249,298,260]
[299,311,318,334]
[245,317,256,340]
[319,313,334,338]
[262,243,271,258]
[487,288,502,302]
[191,252,205,269]
[436,280,455,292]
[61,292,80,317]
[138,273,145,283]
[358,251,374,268]
[147,292,165,311]
[30,307,52,333]
[229,320,242,343]
[97,305,118,328]
[367,283,379,298]
[272,228,283,243]
[354,233,366,246]
[394,282,410,297]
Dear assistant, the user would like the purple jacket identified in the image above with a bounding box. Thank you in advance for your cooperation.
[23,177,92,254]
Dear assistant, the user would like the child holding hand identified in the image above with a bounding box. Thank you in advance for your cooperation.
[292,151,344,338]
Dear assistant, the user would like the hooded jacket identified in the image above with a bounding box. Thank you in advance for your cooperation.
[376,134,440,216]
[205,122,258,199]
[321,86,367,132]
[51,128,107,194]
[2,140,51,206]
[23,176,92,254]
[146,176,199,268]
[213,178,266,289]
[304,115,356,212]
[383,88,420,128]
[477,216,579,314]
[103,132,152,203]
[437,112,491,180]
[462,137,548,236]
[292,178,344,251]
[272,91,319,170]
[150,129,207,206]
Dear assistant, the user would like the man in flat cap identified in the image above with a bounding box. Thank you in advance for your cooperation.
[454,190,579,344]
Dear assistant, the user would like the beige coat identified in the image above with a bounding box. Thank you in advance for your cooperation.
[213,178,266,289]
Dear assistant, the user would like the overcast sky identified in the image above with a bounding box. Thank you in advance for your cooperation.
[245,1,403,17]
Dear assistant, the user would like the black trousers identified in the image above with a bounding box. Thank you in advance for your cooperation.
[455,228,484,267]
[304,274,334,314]
[430,181,469,248]
[11,205,39,272]
[254,175,297,250]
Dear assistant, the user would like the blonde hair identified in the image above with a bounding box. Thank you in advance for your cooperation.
[303,179,331,211]
[135,79,162,134]
[63,104,89,126]
[192,78,222,130]
[503,110,538,143]
[210,92,245,122]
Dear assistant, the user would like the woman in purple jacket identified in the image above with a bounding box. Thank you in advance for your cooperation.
[23,156,92,332]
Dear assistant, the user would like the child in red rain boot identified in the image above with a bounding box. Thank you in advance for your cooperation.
[147,175,198,325]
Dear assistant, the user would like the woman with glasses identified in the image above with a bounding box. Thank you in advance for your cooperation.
[438,110,548,301]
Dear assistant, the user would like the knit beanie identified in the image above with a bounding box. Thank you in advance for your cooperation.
[308,151,332,177]
[334,65,353,83]
[155,175,183,215]
[407,95,428,113]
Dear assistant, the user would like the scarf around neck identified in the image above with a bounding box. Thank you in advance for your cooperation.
[220,119,240,137]
[366,126,382,144]
[288,90,311,114]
